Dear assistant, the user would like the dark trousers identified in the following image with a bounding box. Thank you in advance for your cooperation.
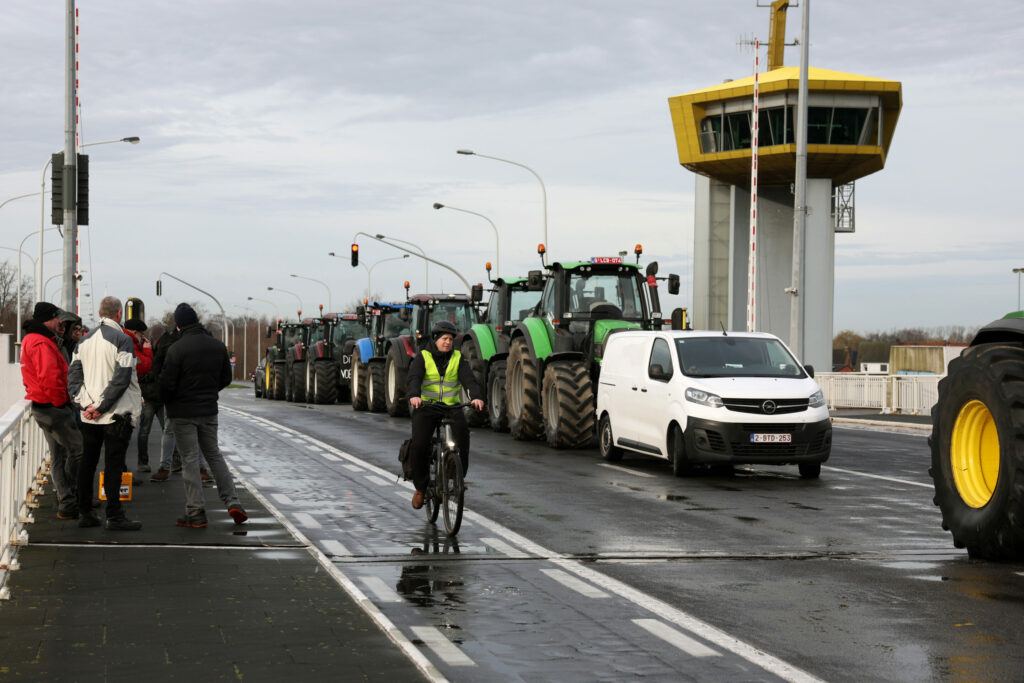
[31,403,83,512]
[78,421,133,519]
[136,401,164,464]
[410,403,469,493]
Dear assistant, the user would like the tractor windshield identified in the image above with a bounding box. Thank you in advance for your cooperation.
[508,288,543,322]
[567,270,645,320]
[308,323,327,345]
[431,301,476,332]
[332,320,366,346]
[281,326,305,347]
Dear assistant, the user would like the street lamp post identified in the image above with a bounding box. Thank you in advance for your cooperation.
[366,254,410,300]
[247,296,280,321]
[433,202,500,278]
[289,273,332,312]
[15,227,64,354]
[349,231,429,290]
[155,271,228,344]
[40,136,139,309]
[457,149,548,252]
[267,286,304,319]
[1014,267,1024,311]
[354,232,473,293]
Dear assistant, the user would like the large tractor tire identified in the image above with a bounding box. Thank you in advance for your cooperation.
[269,362,285,400]
[506,337,544,441]
[385,347,409,417]
[291,361,307,403]
[350,347,368,411]
[312,360,339,405]
[487,360,509,433]
[368,361,387,412]
[929,343,1024,560]
[460,338,488,428]
[541,359,596,449]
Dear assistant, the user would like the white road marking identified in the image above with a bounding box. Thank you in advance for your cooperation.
[365,475,391,487]
[481,537,527,557]
[633,619,720,658]
[343,463,364,472]
[410,626,476,667]
[598,463,656,478]
[360,576,403,603]
[305,444,322,451]
[294,512,321,529]
[540,568,610,599]
[320,452,341,462]
[272,493,294,505]
[237,465,257,474]
[825,465,932,489]
[252,477,272,488]
[321,539,350,557]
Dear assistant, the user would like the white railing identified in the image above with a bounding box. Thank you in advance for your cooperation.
[816,373,942,416]
[0,400,48,599]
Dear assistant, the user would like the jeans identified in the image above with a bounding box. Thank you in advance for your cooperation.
[78,420,133,519]
[170,415,240,516]
[136,401,164,465]
[31,404,83,512]
[158,412,178,470]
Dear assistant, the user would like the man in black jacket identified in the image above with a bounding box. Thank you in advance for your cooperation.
[158,303,247,528]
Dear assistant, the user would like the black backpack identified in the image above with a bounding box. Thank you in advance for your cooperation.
[397,438,414,480]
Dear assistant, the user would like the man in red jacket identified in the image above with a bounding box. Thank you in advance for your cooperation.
[21,301,83,520]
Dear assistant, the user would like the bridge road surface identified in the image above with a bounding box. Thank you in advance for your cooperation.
[218,389,1024,681]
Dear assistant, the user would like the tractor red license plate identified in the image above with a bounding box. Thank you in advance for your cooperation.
[750,433,792,443]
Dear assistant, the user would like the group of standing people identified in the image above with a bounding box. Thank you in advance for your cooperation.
[20,297,248,530]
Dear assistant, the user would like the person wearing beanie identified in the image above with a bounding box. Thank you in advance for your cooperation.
[21,301,83,520]
[403,320,484,510]
[57,310,84,365]
[159,304,247,528]
[68,295,143,531]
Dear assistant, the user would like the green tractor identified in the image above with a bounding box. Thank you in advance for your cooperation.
[263,320,309,401]
[505,246,680,448]
[460,267,545,430]
[302,311,367,404]
[929,310,1024,560]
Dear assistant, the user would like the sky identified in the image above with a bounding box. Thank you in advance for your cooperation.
[1,0,1022,334]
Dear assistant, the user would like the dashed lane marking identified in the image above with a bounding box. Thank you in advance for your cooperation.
[410,626,476,667]
[360,576,404,603]
[294,512,322,529]
[365,475,391,487]
[322,539,350,557]
[540,568,610,599]
[633,619,720,658]
[343,463,365,472]
[272,493,294,506]
[598,463,656,478]
[238,465,257,474]
[481,537,528,558]
[320,452,341,462]
[825,465,932,489]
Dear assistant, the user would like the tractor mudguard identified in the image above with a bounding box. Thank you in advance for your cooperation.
[467,324,498,362]
[512,318,554,362]
[395,335,416,358]
[594,319,640,346]
[354,337,375,363]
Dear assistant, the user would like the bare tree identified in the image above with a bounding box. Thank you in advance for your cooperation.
[0,260,34,334]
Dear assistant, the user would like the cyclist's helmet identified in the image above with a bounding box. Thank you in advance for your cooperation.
[430,320,458,340]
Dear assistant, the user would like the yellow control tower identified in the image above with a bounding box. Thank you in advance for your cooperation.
[667,2,901,370]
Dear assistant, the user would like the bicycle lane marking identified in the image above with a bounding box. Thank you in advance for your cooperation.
[222,406,821,683]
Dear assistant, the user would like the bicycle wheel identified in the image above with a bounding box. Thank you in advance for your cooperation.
[425,444,441,524]
[440,448,465,535]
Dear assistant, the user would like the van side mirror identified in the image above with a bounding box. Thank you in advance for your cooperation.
[667,274,680,295]
[649,363,671,381]
[527,270,544,290]
[803,364,815,379]
[471,283,483,303]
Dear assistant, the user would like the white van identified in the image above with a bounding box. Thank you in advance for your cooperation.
[596,330,831,478]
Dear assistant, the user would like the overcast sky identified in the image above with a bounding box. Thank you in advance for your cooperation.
[2,0,1022,334]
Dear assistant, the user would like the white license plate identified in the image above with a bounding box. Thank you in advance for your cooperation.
[750,433,792,443]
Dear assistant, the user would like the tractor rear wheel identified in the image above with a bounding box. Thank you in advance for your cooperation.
[291,361,307,403]
[461,339,488,427]
[314,360,339,404]
[350,347,368,411]
[542,359,595,449]
[487,360,509,433]
[270,363,285,400]
[930,343,1024,560]
[368,361,386,412]
[385,347,409,417]
[507,337,544,441]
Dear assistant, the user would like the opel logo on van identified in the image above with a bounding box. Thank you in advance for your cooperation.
[761,400,777,415]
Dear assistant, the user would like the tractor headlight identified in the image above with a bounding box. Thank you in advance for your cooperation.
[685,387,724,408]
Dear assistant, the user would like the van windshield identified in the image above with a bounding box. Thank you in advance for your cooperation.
[674,337,806,378]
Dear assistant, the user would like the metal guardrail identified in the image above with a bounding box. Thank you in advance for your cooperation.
[0,400,48,600]
[816,373,941,416]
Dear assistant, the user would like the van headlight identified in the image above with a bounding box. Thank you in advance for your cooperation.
[685,387,723,408]
[808,389,825,408]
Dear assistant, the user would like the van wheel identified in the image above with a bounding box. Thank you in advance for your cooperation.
[598,414,622,462]
[542,359,595,449]
[670,424,692,477]
[798,463,821,479]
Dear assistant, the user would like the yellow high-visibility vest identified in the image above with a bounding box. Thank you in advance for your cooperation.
[421,350,461,405]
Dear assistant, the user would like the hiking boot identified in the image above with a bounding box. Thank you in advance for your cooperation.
[227,504,248,525]
[200,469,213,485]
[138,463,151,473]
[176,510,208,528]
[150,468,170,482]
[57,507,79,520]
[78,512,102,528]
[106,516,143,531]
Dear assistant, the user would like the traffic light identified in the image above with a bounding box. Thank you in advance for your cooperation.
[49,152,89,225]
[350,243,359,267]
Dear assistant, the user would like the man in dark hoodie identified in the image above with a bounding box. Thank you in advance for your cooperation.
[21,301,83,520]
[405,320,484,510]
[158,303,247,528]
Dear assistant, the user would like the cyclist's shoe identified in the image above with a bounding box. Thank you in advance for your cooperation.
[411,490,424,509]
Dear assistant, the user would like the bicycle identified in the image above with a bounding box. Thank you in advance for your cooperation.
[421,402,475,535]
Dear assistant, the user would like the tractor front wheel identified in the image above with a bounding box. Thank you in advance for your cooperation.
[542,359,595,449]
[506,337,544,441]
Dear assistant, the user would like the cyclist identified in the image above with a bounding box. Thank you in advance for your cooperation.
[406,320,484,509]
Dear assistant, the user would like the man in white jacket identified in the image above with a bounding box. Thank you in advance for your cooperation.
[68,296,143,530]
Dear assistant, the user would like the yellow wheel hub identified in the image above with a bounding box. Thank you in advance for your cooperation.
[951,400,1001,508]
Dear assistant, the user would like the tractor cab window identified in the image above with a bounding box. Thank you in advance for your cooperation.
[566,271,644,319]
[383,312,409,337]
[282,327,304,347]
[333,320,365,346]
[308,325,326,345]
[430,301,476,332]
[509,287,542,323]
